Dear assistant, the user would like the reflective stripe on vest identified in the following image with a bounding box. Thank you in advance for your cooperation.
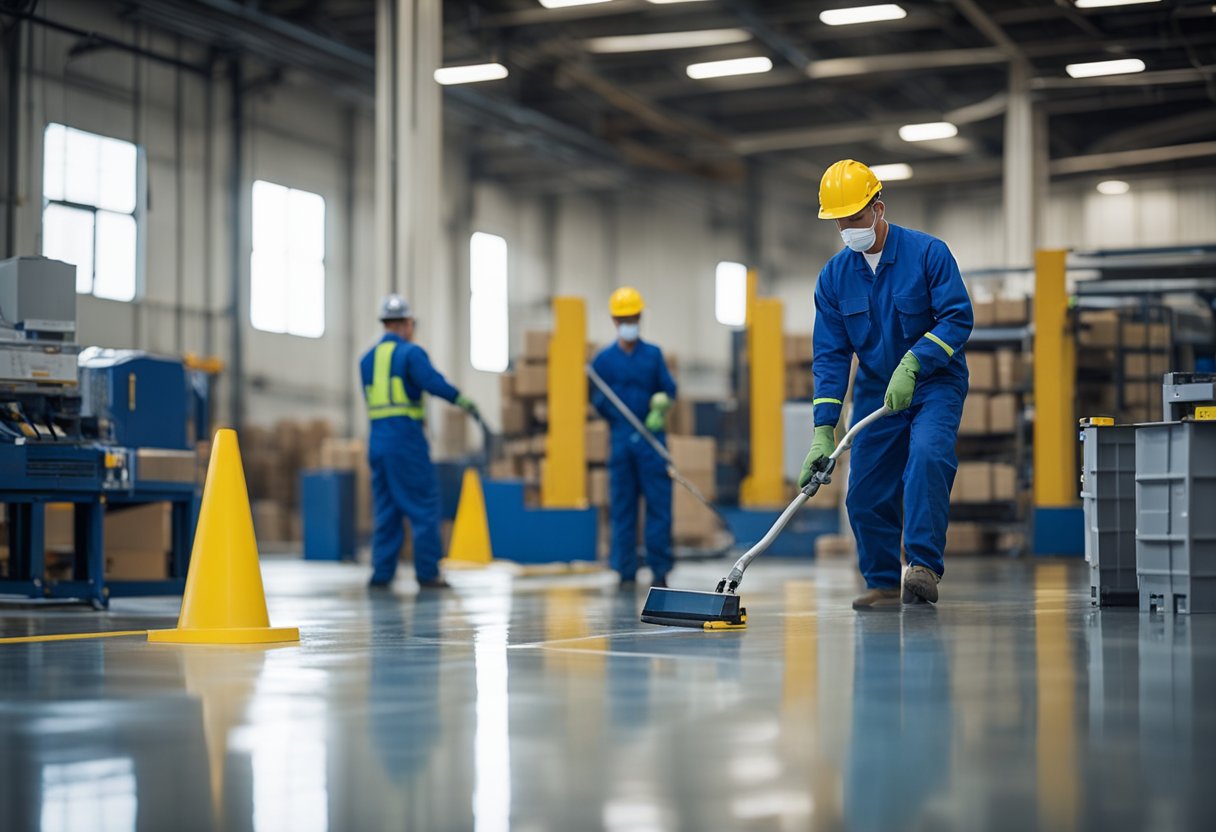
[364,341,425,421]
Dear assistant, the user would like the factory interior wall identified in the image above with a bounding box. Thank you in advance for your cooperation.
[6,2,1216,440]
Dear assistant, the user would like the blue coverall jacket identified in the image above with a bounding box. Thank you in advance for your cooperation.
[591,340,678,581]
[811,223,973,589]
[359,333,461,584]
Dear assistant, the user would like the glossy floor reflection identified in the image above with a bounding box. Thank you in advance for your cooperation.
[2,557,1215,831]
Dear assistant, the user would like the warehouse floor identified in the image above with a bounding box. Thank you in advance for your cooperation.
[2,557,1214,831]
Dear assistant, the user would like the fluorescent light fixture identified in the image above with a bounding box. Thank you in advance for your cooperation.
[898,121,957,142]
[1075,0,1160,8]
[869,163,913,181]
[820,4,907,26]
[1096,180,1130,195]
[586,28,751,54]
[687,56,773,80]
[647,0,712,4]
[1065,57,1146,78]
[715,261,748,327]
[539,0,613,8]
[434,63,509,85]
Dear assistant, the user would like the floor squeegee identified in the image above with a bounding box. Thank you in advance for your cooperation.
[640,405,891,630]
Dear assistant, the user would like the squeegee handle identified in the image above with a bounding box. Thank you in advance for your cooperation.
[717,406,890,592]
[586,364,674,465]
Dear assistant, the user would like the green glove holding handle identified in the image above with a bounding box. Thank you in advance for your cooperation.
[798,425,837,489]
[644,392,672,433]
[455,394,479,416]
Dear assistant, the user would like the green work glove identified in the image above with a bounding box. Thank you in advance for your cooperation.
[455,394,479,416]
[644,392,671,433]
[798,425,837,488]
[884,351,921,412]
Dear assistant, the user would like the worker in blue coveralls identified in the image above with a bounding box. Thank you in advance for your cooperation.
[360,294,479,590]
[591,287,678,589]
[801,160,973,610]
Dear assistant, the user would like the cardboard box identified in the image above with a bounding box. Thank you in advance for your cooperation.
[500,372,516,400]
[252,500,288,542]
[784,334,814,364]
[673,468,717,541]
[1123,382,1160,409]
[959,392,989,435]
[586,420,609,464]
[988,393,1018,434]
[437,408,470,459]
[1077,310,1119,348]
[106,549,167,580]
[45,502,75,552]
[515,361,548,397]
[523,330,550,362]
[995,349,1029,391]
[136,449,198,484]
[951,462,993,503]
[105,503,171,553]
[945,521,986,555]
[669,398,694,436]
[489,458,519,480]
[992,463,1018,501]
[500,399,529,435]
[587,467,609,507]
[668,435,716,478]
[785,370,813,401]
[814,534,854,558]
[972,300,995,328]
[1122,322,1170,349]
[1123,352,1169,379]
[993,296,1029,326]
[968,351,996,391]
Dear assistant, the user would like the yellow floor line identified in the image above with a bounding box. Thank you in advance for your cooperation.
[0,629,152,645]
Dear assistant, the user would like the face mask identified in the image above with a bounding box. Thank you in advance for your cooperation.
[840,207,881,253]
[618,323,640,343]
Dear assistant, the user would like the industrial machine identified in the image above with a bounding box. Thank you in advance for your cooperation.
[0,257,203,607]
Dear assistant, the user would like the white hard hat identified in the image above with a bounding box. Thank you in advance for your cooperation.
[379,294,412,322]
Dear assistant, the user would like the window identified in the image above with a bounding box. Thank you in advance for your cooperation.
[250,180,326,338]
[470,232,509,372]
[715,261,748,327]
[41,123,140,301]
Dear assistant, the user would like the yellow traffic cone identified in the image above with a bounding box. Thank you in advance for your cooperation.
[149,429,300,645]
[444,467,493,568]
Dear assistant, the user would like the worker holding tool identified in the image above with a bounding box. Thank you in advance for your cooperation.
[591,287,678,589]
[802,160,973,610]
[360,294,479,590]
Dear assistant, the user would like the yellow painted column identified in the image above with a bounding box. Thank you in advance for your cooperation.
[741,296,786,507]
[1033,249,1077,507]
[542,296,588,507]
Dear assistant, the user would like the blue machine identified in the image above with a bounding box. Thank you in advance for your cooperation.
[0,257,204,607]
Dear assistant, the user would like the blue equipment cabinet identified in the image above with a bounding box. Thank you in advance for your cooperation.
[79,350,190,450]
[301,469,357,561]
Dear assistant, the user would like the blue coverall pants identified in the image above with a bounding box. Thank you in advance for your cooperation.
[846,379,966,589]
[609,432,673,581]
[369,450,443,584]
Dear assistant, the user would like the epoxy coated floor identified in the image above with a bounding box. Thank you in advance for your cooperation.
[2,556,1215,832]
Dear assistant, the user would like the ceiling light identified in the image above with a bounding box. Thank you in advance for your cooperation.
[1096,180,1130,195]
[687,56,773,80]
[538,0,613,8]
[646,0,712,4]
[1075,0,1160,8]
[898,122,957,142]
[820,4,907,26]
[1065,57,1146,78]
[869,163,913,181]
[586,28,751,54]
[434,63,509,85]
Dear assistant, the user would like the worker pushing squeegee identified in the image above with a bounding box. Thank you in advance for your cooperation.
[642,159,974,627]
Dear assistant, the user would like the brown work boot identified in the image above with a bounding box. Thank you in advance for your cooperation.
[902,565,941,604]
[852,588,902,610]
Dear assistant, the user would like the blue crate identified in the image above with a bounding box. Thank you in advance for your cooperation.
[301,469,356,561]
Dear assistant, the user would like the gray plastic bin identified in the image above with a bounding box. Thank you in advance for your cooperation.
[1081,424,1139,606]
[1135,421,1216,614]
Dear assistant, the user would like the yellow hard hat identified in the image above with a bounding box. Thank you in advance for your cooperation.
[818,159,883,220]
[609,286,645,317]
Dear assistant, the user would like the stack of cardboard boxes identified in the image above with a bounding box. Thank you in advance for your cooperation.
[958,349,1027,436]
[1076,309,1172,424]
[244,418,334,544]
[783,334,814,401]
[669,434,719,547]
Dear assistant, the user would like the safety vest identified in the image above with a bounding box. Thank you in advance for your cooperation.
[364,341,425,421]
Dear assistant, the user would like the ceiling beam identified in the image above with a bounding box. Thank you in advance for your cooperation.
[1051,141,1216,176]
[951,0,1025,62]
